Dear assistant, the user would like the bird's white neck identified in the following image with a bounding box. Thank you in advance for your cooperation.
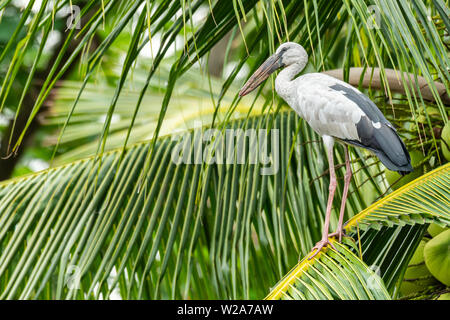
[275,61,306,105]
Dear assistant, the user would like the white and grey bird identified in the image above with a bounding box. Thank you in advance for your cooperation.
[239,42,412,259]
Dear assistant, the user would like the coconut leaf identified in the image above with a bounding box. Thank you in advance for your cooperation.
[1,110,449,299]
[346,162,450,231]
[266,240,391,300]
[267,163,449,300]
[0,0,448,160]
[0,0,449,300]
[0,111,385,299]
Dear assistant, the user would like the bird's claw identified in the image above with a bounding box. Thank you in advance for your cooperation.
[308,238,337,260]
[328,228,349,242]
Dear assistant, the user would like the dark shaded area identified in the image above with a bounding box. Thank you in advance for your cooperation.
[0,6,99,181]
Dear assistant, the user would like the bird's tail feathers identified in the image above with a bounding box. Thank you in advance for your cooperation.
[373,126,412,174]
[375,150,413,175]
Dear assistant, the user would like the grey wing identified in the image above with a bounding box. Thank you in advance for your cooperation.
[328,83,392,127]
[328,83,412,174]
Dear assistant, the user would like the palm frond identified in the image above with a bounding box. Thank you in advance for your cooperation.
[346,162,450,231]
[0,0,449,301]
[266,163,449,300]
[0,111,383,299]
[1,0,448,162]
[266,240,391,300]
[44,63,261,164]
[0,110,448,299]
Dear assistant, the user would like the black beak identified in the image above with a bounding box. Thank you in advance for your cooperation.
[239,52,284,97]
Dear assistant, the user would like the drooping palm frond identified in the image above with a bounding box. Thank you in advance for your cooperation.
[0,110,384,299]
[43,61,264,165]
[346,163,450,231]
[0,109,448,300]
[43,64,448,168]
[266,240,391,300]
[0,0,448,301]
[266,163,449,300]
[266,224,430,299]
[0,0,448,165]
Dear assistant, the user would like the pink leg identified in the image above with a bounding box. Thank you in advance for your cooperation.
[309,140,338,260]
[330,145,352,242]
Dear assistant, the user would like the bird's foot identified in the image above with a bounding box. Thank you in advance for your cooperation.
[328,228,348,242]
[308,237,337,260]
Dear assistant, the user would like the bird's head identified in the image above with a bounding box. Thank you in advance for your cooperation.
[239,42,307,97]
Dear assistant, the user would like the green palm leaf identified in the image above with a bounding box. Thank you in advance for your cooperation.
[0,110,448,299]
[0,111,376,299]
[267,163,449,300]
[0,0,449,301]
[266,240,391,300]
[1,0,448,159]
[346,163,450,230]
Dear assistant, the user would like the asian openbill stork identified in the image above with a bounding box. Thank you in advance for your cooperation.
[239,42,412,259]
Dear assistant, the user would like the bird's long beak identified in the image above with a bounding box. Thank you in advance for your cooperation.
[239,52,284,97]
